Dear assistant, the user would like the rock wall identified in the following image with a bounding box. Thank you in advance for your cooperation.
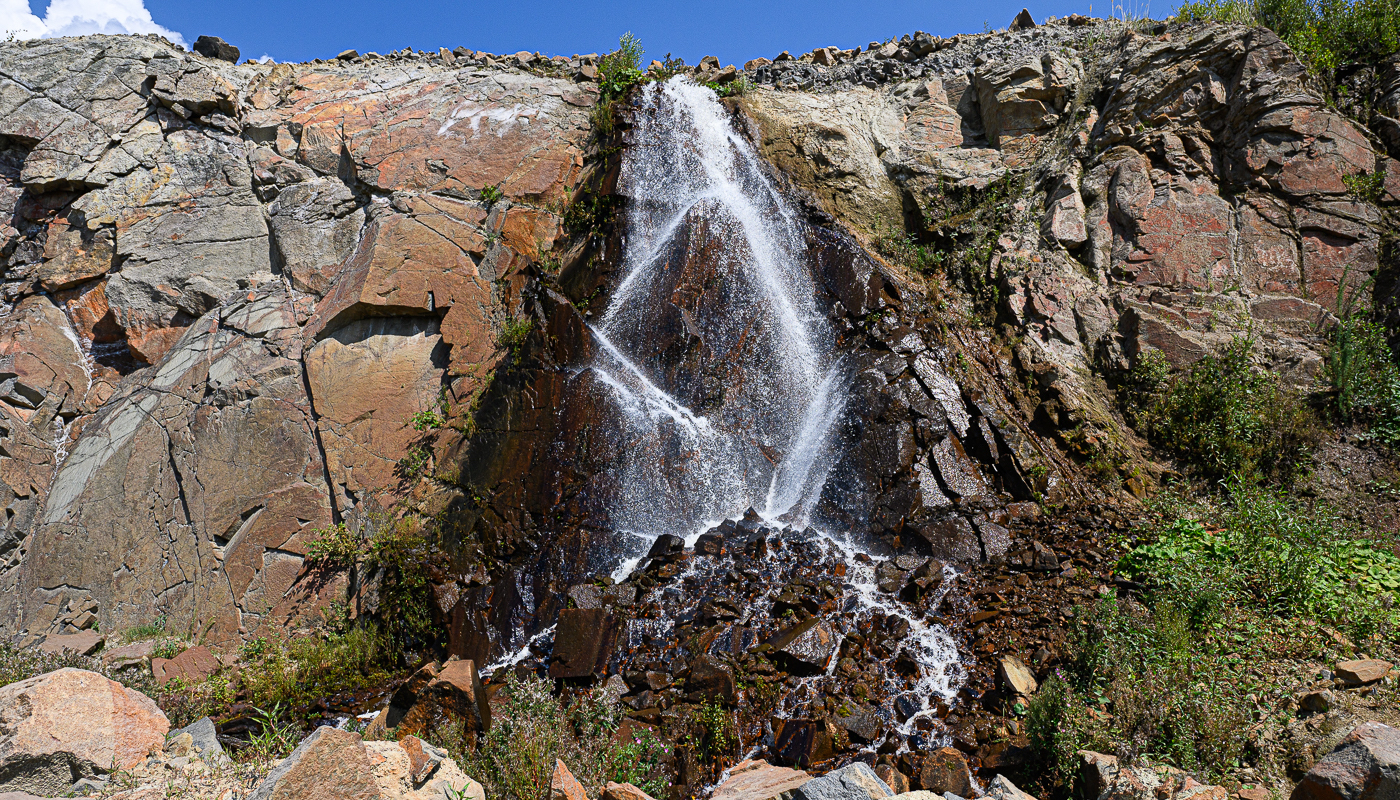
[1,17,1395,650]
[0,35,592,644]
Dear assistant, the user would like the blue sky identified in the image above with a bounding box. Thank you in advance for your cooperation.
[14,0,1143,65]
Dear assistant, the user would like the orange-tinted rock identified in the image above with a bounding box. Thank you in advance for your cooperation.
[711,759,811,800]
[550,760,588,800]
[157,645,220,686]
[0,668,169,795]
[248,727,378,800]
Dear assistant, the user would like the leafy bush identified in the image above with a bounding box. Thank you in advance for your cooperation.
[1325,317,1400,445]
[1126,337,1319,484]
[305,522,362,567]
[1176,0,1400,73]
[597,33,644,98]
[480,184,504,207]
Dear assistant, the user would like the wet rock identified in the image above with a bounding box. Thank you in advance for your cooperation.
[875,766,909,794]
[835,706,883,744]
[396,659,491,742]
[550,760,588,800]
[774,719,837,768]
[0,668,169,795]
[646,534,686,564]
[1336,660,1392,686]
[695,533,725,556]
[916,748,975,796]
[1292,722,1400,800]
[686,655,736,704]
[550,609,623,679]
[193,36,240,62]
[791,762,895,800]
[766,618,840,675]
[712,759,812,800]
[249,727,378,800]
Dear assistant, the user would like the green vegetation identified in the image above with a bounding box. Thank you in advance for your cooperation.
[439,673,669,800]
[1326,317,1400,445]
[497,317,535,350]
[1025,481,1399,795]
[685,700,737,769]
[480,184,505,207]
[238,625,396,725]
[1342,170,1386,205]
[913,172,1025,316]
[591,33,645,136]
[411,391,449,432]
[122,615,168,643]
[1176,0,1400,74]
[1122,337,1319,484]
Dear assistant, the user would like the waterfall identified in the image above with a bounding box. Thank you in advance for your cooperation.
[588,77,846,543]
[576,79,963,743]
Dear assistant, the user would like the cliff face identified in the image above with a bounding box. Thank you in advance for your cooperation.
[0,36,593,643]
[0,18,1394,650]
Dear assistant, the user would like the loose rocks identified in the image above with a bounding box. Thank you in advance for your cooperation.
[1292,722,1400,800]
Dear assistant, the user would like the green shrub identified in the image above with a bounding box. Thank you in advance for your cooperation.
[1128,337,1319,484]
[240,624,394,723]
[1176,0,1400,73]
[122,615,168,643]
[304,522,362,567]
[1325,317,1400,445]
[598,33,644,98]
[481,184,504,207]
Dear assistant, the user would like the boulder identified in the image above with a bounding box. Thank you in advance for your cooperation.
[102,641,157,670]
[364,736,484,800]
[1335,660,1392,687]
[193,36,240,62]
[712,760,812,800]
[0,668,169,795]
[550,760,588,800]
[36,631,103,656]
[157,645,221,686]
[985,775,1038,800]
[792,762,894,800]
[997,656,1038,697]
[917,748,975,796]
[604,783,658,800]
[249,727,378,800]
[169,716,228,766]
[1292,722,1400,800]
[875,766,908,794]
[766,618,840,675]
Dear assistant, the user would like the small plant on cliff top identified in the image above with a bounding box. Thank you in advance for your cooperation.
[598,32,644,98]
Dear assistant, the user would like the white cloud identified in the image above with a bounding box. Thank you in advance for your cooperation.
[0,0,185,46]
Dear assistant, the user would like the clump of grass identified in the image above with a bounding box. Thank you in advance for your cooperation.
[439,673,670,800]
[497,317,534,351]
[1325,316,1400,445]
[239,624,396,723]
[1124,336,1320,484]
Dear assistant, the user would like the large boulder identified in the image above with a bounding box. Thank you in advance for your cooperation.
[0,668,169,795]
[1292,722,1400,800]
[791,762,894,800]
[364,736,484,800]
[712,760,812,800]
[248,726,378,800]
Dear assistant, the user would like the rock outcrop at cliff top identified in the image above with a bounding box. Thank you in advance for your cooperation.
[0,15,1394,651]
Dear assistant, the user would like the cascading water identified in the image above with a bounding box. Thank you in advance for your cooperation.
[587,77,846,545]
[573,77,965,749]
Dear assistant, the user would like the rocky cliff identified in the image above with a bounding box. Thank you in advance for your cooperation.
[0,16,1395,663]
